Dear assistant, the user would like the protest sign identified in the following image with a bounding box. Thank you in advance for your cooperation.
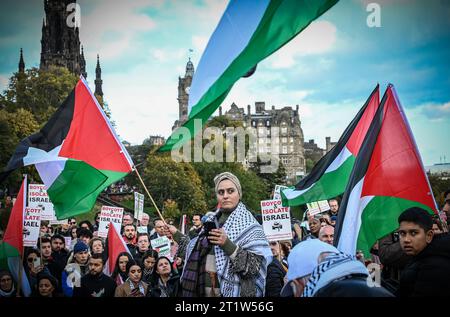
[23,207,42,247]
[150,236,171,259]
[134,192,144,221]
[260,199,292,241]
[98,206,124,238]
[28,184,55,221]
[273,185,289,200]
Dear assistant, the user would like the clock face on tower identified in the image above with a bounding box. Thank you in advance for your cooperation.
[185,86,190,94]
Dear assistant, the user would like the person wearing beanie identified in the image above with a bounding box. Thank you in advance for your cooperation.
[177,171,271,297]
[61,241,90,297]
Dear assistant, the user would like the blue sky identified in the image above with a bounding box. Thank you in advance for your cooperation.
[0,0,449,166]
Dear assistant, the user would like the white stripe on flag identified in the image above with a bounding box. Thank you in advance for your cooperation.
[8,257,31,297]
[188,0,270,113]
[337,178,374,255]
[324,146,352,173]
[282,183,314,201]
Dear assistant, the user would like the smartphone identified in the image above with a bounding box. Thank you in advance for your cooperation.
[33,257,41,269]
[203,221,217,236]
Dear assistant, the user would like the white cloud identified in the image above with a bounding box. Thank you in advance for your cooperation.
[78,0,158,60]
[420,101,450,122]
[269,21,337,69]
[150,48,185,63]
[0,74,9,92]
[192,35,208,54]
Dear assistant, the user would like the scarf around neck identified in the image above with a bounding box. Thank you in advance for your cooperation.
[302,252,369,297]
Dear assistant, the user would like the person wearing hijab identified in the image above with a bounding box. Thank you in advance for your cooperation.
[0,271,17,297]
[179,172,271,297]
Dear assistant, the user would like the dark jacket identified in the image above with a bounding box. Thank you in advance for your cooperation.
[378,233,412,294]
[399,233,450,297]
[265,257,286,297]
[73,273,116,297]
[314,275,394,297]
[146,274,180,297]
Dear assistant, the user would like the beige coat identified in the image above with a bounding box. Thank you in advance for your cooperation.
[114,281,148,297]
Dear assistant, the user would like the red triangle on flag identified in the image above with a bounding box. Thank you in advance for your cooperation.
[106,222,131,275]
[3,176,27,257]
[361,86,436,210]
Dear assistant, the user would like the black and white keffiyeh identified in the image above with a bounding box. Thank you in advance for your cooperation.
[302,252,369,297]
[183,202,271,297]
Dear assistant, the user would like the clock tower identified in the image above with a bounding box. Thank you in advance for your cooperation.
[174,58,194,129]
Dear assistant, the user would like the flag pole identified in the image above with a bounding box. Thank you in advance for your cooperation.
[133,168,166,224]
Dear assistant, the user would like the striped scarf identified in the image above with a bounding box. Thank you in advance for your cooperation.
[181,235,211,297]
[183,202,271,297]
[302,252,369,297]
[127,279,146,297]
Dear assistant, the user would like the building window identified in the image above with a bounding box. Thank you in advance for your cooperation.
[290,137,294,143]
[282,157,289,164]
[282,146,287,154]
[266,120,270,127]
[252,121,256,127]
[281,127,287,135]
[290,145,294,153]
[282,137,287,143]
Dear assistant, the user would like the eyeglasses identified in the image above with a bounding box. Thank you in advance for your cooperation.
[70,221,77,224]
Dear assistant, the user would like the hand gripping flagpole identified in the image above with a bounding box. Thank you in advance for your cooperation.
[133,168,166,225]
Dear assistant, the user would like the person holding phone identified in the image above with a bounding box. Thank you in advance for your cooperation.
[179,172,271,297]
[23,248,51,292]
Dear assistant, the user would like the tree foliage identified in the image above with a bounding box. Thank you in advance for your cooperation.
[143,153,208,216]
[1,66,78,125]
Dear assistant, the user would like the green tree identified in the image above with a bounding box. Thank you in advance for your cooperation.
[305,158,315,174]
[192,161,267,212]
[428,174,450,208]
[163,199,181,221]
[1,66,78,125]
[143,153,207,216]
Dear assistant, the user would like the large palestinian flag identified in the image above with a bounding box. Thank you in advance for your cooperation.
[281,85,379,206]
[0,78,134,219]
[159,0,339,152]
[334,84,438,257]
[0,176,32,296]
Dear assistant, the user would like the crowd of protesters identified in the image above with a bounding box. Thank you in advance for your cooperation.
[1,175,449,298]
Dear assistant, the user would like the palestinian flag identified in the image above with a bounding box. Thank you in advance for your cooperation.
[104,222,131,278]
[1,78,134,219]
[159,0,339,152]
[281,85,380,206]
[0,176,32,296]
[334,84,438,257]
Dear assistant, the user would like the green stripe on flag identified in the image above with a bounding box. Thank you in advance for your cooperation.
[47,159,127,219]
[160,0,338,152]
[357,196,435,257]
[282,155,355,206]
[0,242,21,270]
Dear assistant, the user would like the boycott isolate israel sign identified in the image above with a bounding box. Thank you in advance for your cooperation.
[260,199,292,241]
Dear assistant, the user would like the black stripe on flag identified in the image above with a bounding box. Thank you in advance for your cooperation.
[0,87,75,181]
[333,84,390,248]
[293,84,379,190]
